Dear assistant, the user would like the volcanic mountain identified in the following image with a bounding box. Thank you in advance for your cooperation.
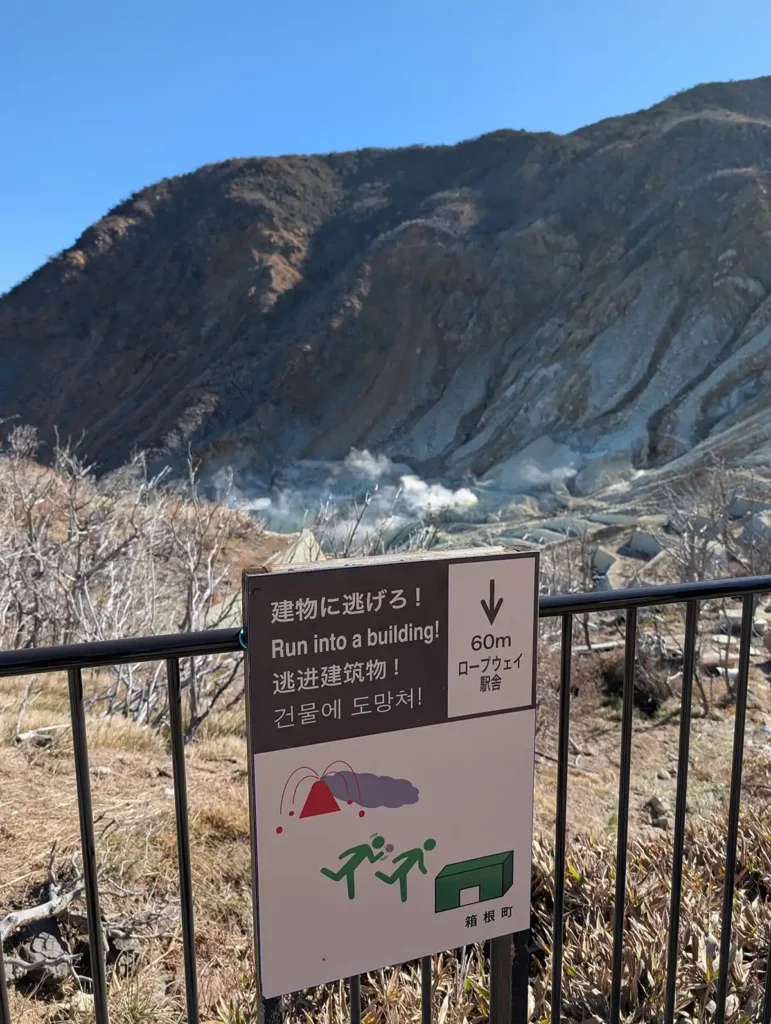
[3,76,771,496]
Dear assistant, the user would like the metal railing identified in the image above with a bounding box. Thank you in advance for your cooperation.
[2,573,771,1024]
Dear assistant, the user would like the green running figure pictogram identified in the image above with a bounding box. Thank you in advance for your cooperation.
[375,838,436,903]
[320,836,386,899]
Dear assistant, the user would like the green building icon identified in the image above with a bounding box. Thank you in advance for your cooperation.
[434,851,514,913]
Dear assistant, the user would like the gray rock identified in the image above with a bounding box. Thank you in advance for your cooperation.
[656,769,671,781]
[620,531,663,561]
[728,495,771,520]
[12,919,70,985]
[718,666,740,684]
[106,924,142,977]
[741,511,771,545]
[507,526,566,546]
[592,547,616,575]
[646,795,667,817]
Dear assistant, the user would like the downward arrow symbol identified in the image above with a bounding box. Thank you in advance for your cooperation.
[480,579,504,625]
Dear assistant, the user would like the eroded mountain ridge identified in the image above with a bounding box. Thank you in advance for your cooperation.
[2,77,771,498]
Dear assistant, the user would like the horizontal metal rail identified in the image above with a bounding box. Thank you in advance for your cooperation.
[0,627,241,677]
[538,571,771,615]
[1,572,769,678]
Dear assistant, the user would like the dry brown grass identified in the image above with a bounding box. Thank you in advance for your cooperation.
[3,661,771,1023]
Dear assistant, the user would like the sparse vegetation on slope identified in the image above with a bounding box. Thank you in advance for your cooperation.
[0,425,255,740]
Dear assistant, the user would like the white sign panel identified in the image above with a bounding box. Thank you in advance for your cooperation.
[244,549,539,998]
[447,555,538,718]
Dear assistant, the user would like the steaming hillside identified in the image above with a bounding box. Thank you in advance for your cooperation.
[3,76,771,515]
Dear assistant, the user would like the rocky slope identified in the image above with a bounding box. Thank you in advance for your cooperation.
[3,76,771,498]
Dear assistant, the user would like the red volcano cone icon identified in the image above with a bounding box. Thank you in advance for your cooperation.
[299,779,341,818]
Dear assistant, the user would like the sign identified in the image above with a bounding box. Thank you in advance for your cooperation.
[243,548,538,999]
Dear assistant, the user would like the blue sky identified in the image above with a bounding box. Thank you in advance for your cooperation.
[2,0,770,295]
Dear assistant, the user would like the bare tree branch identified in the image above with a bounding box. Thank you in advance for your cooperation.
[14,677,35,737]
[0,883,84,943]
[4,953,76,973]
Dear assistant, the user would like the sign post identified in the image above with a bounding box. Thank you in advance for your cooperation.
[243,547,538,1001]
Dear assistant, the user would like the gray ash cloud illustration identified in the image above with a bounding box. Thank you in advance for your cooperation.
[325,772,419,809]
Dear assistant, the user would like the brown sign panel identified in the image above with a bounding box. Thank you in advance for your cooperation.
[244,548,539,754]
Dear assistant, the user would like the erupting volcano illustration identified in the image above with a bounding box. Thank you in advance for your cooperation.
[300,777,342,818]
[276,763,420,834]
[277,761,361,830]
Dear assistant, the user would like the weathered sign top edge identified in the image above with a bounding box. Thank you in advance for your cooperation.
[242,545,539,582]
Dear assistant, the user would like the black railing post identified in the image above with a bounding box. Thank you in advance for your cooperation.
[491,931,529,1022]
[551,614,572,1024]
[166,658,199,1024]
[609,606,637,1024]
[490,935,512,1023]
[664,599,699,1024]
[421,955,433,1023]
[261,995,283,1024]
[511,930,530,1022]
[349,975,361,1024]
[715,594,754,1024]
[68,668,110,1024]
